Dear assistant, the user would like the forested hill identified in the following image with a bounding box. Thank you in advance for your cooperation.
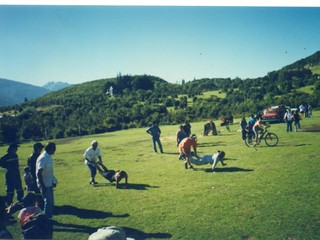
[0,51,320,143]
[0,78,50,106]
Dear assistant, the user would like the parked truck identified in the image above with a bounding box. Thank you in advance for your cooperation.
[261,105,287,123]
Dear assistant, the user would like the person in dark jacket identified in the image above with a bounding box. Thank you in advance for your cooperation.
[0,143,24,205]
[27,143,44,208]
[146,121,163,153]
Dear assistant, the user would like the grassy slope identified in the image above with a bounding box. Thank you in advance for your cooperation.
[1,113,320,240]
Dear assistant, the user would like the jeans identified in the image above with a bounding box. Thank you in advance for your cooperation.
[5,171,24,204]
[42,187,54,219]
[86,163,97,179]
[286,120,293,132]
[152,137,163,153]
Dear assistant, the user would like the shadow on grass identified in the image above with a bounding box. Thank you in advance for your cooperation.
[52,222,172,239]
[123,226,172,239]
[198,142,227,147]
[54,205,129,219]
[90,183,160,190]
[204,167,254,173]
[125,183,160,190]
[53,221,96,234]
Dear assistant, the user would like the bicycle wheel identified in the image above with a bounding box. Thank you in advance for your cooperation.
[245,134,256,147]
[264,133,278,147]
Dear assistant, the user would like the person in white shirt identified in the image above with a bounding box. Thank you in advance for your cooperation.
[36,142,57,220]
[189,151,226,171]
[84,140,103,185]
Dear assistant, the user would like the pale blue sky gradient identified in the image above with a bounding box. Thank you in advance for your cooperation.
[1,6,320,86]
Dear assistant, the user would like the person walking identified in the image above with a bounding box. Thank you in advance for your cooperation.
[292,111,302,132]
[178,134,198,170]
[84,140,103,185]
[284,108,294,132]
[0,143,24,205]
[146,121,163,153]
[36,142,57,220]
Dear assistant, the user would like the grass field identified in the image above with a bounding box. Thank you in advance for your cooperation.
[1,112,320,239]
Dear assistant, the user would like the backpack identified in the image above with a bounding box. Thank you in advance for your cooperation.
[22,213,53,239]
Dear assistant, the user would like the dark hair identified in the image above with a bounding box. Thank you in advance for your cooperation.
[45,142,56,152]
[23,192,38,207]
[7,143,19,153]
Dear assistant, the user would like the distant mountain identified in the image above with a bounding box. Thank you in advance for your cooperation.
[42,81,72,91]
[0,78,50,106]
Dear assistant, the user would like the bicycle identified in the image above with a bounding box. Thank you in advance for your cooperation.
[245,125,279,147]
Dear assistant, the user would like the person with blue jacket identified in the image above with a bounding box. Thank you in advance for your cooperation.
[146,121,163,153]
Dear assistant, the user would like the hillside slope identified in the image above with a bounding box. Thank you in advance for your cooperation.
[0,78,50,106]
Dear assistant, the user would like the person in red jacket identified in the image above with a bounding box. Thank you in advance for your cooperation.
[178,134,198,170]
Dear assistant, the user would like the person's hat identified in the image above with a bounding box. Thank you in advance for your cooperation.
[33,142,44,149]
[190,134,197,139]
[91,140,98,145]
[24,166,30,172]
[88,226,134,240]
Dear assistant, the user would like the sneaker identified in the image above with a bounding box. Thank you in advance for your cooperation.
[189,166,194,171]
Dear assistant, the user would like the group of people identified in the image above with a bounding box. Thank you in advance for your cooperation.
[146,120,227,171]
[0,142,57,220]
[0,139,129,239]
[283,108,303,132]
[0,142,57,239]
[299,103,312,118]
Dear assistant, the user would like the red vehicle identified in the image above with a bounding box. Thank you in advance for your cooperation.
[261,105,286,123]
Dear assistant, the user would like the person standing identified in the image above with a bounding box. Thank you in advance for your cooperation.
[0,143,24,205]
[239,117,247,141]
[292,111,302,132]
[176,125,187,146]
[27,142,44,208]
[284,109,294,132]
[83,140,103,185]
[146,121,163,153]
[36,142,57,220]
[28,143,44,191]
[178,134,198,170]
[183,121,191,137]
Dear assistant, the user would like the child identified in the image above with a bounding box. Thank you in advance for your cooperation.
[23,167,33,192]
[18,192,52,239]
[18,192,42,226]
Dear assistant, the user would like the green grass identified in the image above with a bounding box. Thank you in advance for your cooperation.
[296,85,314,95]
[1,113,320,239]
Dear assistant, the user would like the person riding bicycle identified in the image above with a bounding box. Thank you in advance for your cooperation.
[253,117,266,144]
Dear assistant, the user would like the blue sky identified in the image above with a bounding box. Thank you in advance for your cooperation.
[1,5,320,86]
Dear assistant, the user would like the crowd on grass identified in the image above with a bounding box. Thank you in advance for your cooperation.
[0,103,312,239]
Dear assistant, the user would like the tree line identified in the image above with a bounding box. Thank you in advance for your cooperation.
[0,63,319,144]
